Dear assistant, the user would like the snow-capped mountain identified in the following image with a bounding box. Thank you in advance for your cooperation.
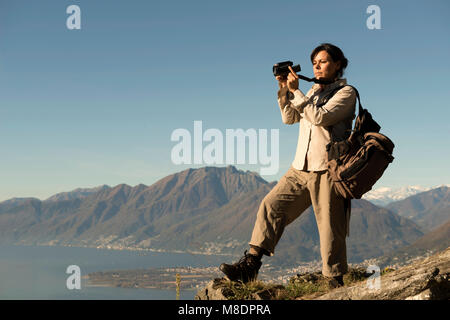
[362,184,450,206]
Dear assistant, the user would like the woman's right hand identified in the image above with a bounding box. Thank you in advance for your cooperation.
[276,75,287,89]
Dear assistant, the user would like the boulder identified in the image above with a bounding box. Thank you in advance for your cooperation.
[195,278,233,300]
[314,247,450,300]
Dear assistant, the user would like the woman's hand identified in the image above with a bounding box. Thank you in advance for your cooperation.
[276,66,299,91]
[276,75,287,89]
[287,66,299,93]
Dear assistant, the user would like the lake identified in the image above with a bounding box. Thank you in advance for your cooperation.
[0,245,226,300]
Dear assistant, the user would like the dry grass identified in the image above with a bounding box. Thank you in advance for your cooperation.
[222,267,379,300]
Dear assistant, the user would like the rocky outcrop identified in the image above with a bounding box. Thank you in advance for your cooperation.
[195,278,235,300]
[195,247,450,300]
[314,246,449,300]
[195,278,285,300]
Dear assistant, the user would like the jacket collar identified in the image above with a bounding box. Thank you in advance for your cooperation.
[312,78,347,93]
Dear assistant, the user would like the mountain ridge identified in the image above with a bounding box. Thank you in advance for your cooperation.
[362,184,450,206]
[385,186,450,232]
[1,165,444,266]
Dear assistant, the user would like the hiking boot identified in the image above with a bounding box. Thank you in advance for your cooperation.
[327,275,344,289]
[219,251,262,283]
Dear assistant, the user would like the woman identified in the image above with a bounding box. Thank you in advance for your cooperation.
[219,43,356,288]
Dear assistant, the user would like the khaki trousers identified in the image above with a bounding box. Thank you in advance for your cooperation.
[249,165,349,277]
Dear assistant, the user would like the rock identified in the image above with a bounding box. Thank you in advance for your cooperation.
[290,271,323,284]
[195,278,233,300]
[194,278,285,300]
[251,285,285,300]
[314,247,450,300]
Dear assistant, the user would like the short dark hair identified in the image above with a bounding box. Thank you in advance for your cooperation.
[310,43,348,79]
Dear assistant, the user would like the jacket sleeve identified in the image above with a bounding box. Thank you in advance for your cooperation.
[299,86,356,127]
[277,86,312,125]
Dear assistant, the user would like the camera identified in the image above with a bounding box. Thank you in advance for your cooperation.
[272,61,301,79]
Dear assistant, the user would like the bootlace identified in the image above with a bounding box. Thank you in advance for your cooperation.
[235,250,259,271]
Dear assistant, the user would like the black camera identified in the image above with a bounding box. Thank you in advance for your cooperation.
[272,61,301,79]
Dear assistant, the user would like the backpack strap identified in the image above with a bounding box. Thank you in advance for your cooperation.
[348,85,363,116]
[316,85,361,142]
[317,85,362,117]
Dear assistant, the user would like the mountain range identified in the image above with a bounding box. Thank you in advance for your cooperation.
[375,187,450,266]
[0,165,448,267]
[385,186,450,232]
[45,185,110,202]
[362,184,450,206]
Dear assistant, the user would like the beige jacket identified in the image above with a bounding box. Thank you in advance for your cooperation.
[278,79,356,171]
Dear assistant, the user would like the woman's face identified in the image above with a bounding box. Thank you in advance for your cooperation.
[312,50,341,81]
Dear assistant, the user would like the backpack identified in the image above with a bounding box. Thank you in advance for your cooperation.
[322,85,395,199]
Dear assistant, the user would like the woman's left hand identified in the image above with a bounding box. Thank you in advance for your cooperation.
[287,66,299,93]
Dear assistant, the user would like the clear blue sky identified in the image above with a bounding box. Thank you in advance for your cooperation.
[0,0,449,201]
